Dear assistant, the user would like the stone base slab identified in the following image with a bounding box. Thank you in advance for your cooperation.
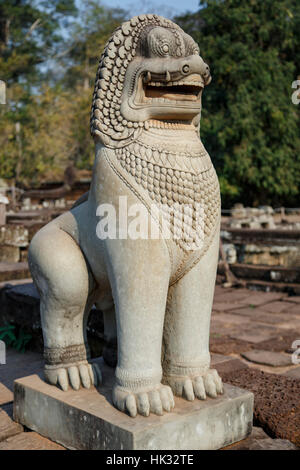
[13,359,253,450]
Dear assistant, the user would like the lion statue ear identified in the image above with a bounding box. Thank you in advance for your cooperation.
[90,14,185,149]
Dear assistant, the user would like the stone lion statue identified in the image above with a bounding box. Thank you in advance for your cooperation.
[29,14,223,417]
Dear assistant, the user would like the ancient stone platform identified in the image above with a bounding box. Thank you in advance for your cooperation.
[13,359,253,450]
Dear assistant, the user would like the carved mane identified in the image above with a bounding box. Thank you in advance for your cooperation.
[90,14,197,148]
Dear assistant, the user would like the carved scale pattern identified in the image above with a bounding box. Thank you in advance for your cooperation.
[115,142,220,251]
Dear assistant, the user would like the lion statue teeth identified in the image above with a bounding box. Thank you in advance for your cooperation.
[28,14,222,418]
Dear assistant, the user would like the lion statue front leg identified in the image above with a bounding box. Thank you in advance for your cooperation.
[104,236,175,417]
[162,229,223,401]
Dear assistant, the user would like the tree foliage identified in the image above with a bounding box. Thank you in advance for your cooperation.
[176,0,300,206]
[0,0,126,185]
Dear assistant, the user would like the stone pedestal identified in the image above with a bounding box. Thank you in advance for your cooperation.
[13,359,253,450]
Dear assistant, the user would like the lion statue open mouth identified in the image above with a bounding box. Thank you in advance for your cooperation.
[29,14,222,418]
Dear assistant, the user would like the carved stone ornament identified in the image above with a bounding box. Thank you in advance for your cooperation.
[29,14,222,418]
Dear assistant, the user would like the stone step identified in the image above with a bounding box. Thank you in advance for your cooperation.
[221,227,300,247]
[226,263,300,284]
[241,278,300,294]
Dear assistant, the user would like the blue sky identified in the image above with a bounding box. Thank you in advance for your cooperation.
[102,0,200,18]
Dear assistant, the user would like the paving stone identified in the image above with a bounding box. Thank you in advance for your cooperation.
[0,262,30,282]
[286,303,300,315]
[263,301,297,314]
[211,353,250,377]
[222,426,299,450]
[277,319,300,331]
[210,335,253,355]
[286,296,300,304]
[230,324,279,344]
[0,408,23,441]
[229,306,267,317]
[240,292,287,307]
[213,286,234,296]
[248,313,294,325]
[284,367,300,380]
[241,350,293,367]
[215,358,249,377]
[0,432,65,450]
[0,383,13,406]
[248,438,298,450]
[214,289,252,304]
[258,330,300,353]
[212,313,250,325]
[211,353,233,364]
[213,302,246,312]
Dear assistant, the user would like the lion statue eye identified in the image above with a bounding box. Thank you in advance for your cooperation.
[161,43,169,54]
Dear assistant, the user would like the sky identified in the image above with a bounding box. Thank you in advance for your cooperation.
[102,0,200,18]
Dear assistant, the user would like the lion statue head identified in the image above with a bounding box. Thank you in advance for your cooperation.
[90,14,211,148]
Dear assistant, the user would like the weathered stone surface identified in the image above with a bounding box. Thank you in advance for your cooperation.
[230,324,279,344]
[212,312,250,325]
[210,335,253,355]
[0,246,20,263]
[223,431,299,450]
[0,408,23,441]
[248,312,292,325]
[286,303,300,315]
[0,349,44,403]
[14,360,253,450]
[239,292,286,307]
[263,301,296,314]
[213,288,251,304]
[284,367,300,380]
[287,296,300,304]
[248,438,298,450]
[241,350,292,367]
[214,358,249,377]
[0,383,13,406]
[0,225,29,247]
[213,302,247,312]
[222,425,270,450]
[227,306,266,317]
[222,368,300,447]
[211,353,249,377]
[0,432,65,450]
[0,262,30,282]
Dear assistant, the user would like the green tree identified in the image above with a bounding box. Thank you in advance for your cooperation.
[57,0,127,170]
[0,0,77,185]
[0,0,77,85]
[177,0,300,207]
[0,1,127,185]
